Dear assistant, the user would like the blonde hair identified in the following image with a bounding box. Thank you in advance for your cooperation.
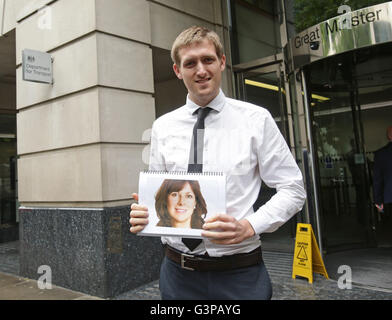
[171,26,224,66]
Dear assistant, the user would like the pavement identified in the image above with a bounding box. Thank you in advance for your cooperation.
[0,271,104,300]
[114,250,392,300]
[1,241,391,300]
[0,241,104,300]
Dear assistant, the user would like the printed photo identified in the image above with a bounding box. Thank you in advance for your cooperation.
[155,179,207,229]
[138,172,226,238]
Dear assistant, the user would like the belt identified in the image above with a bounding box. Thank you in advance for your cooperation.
[164,245,263,272]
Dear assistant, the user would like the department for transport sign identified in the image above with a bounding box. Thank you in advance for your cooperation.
[22,49,53,84]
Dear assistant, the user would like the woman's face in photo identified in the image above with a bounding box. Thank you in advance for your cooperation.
[167,182,196,227]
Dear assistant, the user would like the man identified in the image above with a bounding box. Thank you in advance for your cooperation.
[373,126,392,218]
[129,26,306,300]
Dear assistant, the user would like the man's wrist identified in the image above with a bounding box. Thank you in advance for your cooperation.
[240,219,256,239]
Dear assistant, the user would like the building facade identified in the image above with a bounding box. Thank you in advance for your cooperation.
[0,0,391,298]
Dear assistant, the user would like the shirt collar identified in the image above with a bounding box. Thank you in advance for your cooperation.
[186,89,226,115]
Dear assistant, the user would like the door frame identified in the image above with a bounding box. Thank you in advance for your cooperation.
[233,53,290,141]
[301,55,378,253]
[232,54,307,244]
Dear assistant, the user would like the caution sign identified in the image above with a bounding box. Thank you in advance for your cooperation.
[292,223,329,283]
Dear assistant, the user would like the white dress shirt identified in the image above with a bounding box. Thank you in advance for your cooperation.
[149,89,306,257]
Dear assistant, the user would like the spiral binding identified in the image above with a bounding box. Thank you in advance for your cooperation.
[142,170,223,176]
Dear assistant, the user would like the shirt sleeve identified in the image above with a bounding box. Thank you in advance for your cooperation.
[246,111,306,235]
[148,121,166,171]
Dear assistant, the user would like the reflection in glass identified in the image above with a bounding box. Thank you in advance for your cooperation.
[306,42,392,251]
[0,113,17,232]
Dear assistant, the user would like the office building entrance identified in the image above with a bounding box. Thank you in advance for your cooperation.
[303,42,392,252]
[234,31,392,255]
[234,54,300,252]
[0,30,17,244]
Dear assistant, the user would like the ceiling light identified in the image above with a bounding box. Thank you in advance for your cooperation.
[245,79,330,103]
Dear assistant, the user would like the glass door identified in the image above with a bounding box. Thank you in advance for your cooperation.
[304,50,377,252]
[0,113,17,242]
[235,60,298,252]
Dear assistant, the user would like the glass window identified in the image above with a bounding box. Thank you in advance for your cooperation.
[230,0,281,64]
[0,113,16,135]
[304,42,392,251]
[0,113,17,227]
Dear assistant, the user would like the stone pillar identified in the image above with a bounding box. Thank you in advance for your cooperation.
[16,0,161,298]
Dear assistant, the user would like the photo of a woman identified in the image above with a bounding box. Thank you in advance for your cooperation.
[155,179,207,229]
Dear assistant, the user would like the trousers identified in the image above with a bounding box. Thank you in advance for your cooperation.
[159,255,272,300]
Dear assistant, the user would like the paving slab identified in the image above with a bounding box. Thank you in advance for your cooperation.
[0,272,103,300]
[324,248,392,291]
[113,274,392,300]
[1,241,391,300]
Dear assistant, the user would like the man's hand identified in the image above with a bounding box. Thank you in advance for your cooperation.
[375,203,384,213]
[129,193,149,234]
[201,214,256,245]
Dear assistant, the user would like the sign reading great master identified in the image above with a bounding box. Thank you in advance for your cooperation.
[287,1,392,71]
[22,49,53,84]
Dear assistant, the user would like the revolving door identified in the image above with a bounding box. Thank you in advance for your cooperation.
[303,42,392,252]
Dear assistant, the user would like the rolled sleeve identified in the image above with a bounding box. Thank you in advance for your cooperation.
[247,111,306,235]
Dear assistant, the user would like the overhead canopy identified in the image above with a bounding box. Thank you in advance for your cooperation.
[286,1,392,72]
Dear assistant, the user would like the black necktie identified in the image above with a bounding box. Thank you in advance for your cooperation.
[182,107,211,251]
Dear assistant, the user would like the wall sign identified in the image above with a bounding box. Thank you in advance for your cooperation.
[286,2,392,72]
[22,49,53,84]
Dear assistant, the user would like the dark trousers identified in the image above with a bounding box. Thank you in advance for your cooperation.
[159,256,272,300]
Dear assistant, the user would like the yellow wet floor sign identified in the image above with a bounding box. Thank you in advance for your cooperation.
[292,223,329,283]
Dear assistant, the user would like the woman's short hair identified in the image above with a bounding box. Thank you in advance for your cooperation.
[155,179,207,228]
[171,26,224,66]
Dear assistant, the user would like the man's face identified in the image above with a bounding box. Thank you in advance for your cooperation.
[173,39,226,107]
